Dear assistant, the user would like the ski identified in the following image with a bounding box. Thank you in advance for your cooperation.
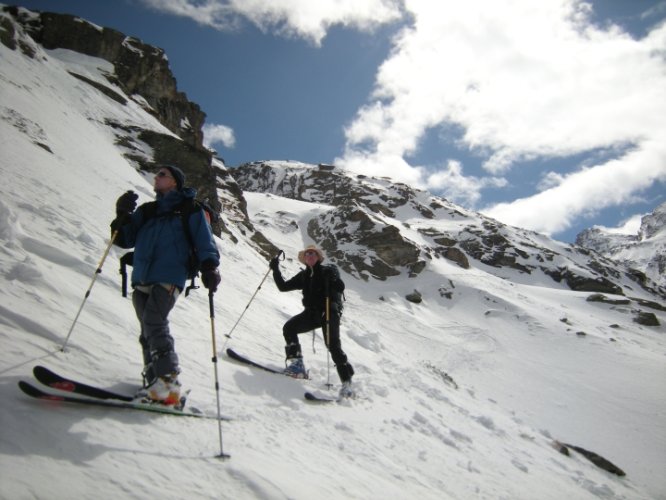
[304,390,359,404]
[18,381,230,421]
[304,391,338,403]
[33,365,134,401]
[226,348,309,379]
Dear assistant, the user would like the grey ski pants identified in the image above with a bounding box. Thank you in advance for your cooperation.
[132,284,179,383]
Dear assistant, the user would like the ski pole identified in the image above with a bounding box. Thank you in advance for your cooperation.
[209,290,230,459]
[61,230,119,352]
[224,250,284,341]
[325,281,333,388]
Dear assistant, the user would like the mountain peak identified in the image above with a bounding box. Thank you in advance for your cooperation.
[576,202,666,288]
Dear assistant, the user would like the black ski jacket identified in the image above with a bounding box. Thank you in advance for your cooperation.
[273,261,344,314]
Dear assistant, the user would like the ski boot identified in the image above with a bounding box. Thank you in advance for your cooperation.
[144,373,182,407]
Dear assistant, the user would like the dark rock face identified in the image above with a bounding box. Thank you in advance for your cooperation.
[553,441,626,477]
[634,311,660,327]
[543,268,623,295]
[233,162,430,280]
[306,204,419,281]
[6,8,205,148]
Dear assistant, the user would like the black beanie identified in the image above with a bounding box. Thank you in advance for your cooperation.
[163,165,185,191]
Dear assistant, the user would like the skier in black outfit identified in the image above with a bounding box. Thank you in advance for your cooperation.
[270,244,355,398]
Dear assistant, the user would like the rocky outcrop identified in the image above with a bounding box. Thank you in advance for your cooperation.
[306,203,422,280]
[553,441,625,477]
[3,6,205,148]
[1,6,264,241]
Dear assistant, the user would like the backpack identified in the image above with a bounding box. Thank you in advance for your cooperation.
[119,198,217,297]
[321,263,346,313]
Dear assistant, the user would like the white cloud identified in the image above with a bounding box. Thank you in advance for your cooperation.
[203,123,236,149]
[339,0,666,235]
[599,214,644,235]
[140,0,403,45]
[337,149,425,188]
[426,160,507,207]
[483,138,666,235]
[537,171,565,191]
[143,0,666,237]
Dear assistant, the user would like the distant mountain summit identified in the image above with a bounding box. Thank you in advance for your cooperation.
[576,202,666,289]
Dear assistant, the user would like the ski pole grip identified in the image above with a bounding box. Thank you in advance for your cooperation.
[120,263,127,297]
[208,290,215,319]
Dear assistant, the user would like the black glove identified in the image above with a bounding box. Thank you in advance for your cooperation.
[116,190,138,216]
[269,256,280,271]
[200,260,221,292]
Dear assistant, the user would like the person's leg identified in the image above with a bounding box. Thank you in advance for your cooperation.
[282,310,318,376]
[132,289,155,386]
[322,304,354,383]
[133,285,179,379]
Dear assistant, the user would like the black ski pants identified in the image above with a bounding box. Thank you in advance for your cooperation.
[283,304,354,382]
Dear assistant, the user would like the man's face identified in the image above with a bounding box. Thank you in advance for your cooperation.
[154,169,177,194]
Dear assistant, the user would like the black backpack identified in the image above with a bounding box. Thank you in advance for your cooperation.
[119,198,217,297]
[321,263,345,313]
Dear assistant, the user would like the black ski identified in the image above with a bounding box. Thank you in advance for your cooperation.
[18,381,230,420]
[305,390,360,403]
[304,391,338,403]
[33,365,134,401]
[226,348,309,379]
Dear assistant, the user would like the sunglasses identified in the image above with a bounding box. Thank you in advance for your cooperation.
[156,171,173,179]
[305,250,318,256]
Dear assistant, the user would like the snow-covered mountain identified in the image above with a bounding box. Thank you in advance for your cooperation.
[576,202,666,290]
[231,161,665,301]
[1,5,665,500]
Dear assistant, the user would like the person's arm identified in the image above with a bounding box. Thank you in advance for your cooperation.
[270,257,302,292]
[190,209,220,266]
[110,191,142,248]
[190,209,221,292]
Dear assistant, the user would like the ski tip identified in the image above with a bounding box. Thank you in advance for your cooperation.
[18,380,61,401]
[18,380,38,395]
[32,365,51,376]
[304,392,337,403]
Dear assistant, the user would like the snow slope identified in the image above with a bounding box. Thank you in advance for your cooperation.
[1,11,665,500]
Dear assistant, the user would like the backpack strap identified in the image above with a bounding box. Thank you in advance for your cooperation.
[173,198,204,297]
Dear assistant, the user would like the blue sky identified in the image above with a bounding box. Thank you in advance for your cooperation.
[14,0,666,243]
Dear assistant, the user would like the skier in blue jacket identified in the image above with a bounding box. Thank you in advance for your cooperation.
[111,165,220,406]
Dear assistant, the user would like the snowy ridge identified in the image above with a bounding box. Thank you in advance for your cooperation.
[1,7,665,500]
[233,160,664,301]
[576,202,666,289]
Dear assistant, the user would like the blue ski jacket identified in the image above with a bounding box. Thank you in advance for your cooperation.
[113,187,220,291]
